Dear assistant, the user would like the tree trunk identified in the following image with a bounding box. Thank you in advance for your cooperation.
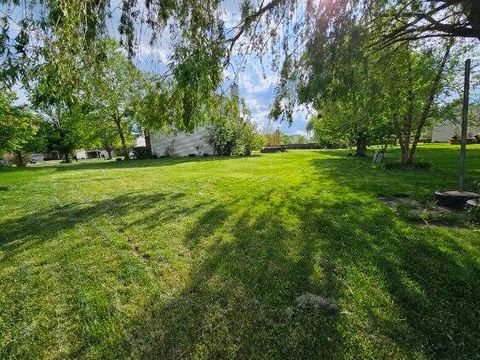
[399,130,410,163]
[408,42,452,163]
[144,129,152,157]
[114,116,129,160]
[15,152,27,167]
[355,134,367,157]
[106,148,113,159]
[400,53,415,164]
[63,151,71,163]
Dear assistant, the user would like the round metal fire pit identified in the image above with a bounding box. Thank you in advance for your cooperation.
[435,190,479,210]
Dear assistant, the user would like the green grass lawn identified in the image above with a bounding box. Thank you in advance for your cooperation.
[1,144,479,359]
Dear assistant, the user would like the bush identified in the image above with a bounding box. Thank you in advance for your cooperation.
[205,119,262,156]
[205,121,239,156]
[236,121,263,156]
[3,153,31,167]
[385,161,432,170]
[132,146,152,160]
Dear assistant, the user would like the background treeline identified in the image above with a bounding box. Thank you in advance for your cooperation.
[270,3,478,163]
[1,1,479,165]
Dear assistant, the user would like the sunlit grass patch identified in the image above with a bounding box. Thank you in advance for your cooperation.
[1,144,479,358]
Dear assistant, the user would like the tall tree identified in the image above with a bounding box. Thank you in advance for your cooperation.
[0,0,477,148]
[372,0,480,48]
[0,91,41,166]
[379,41,457,163]
[271,13,393,156]
[134,79,182,155]
[88,41,144,159]
[27,35,94,163]
[0,0,478,89]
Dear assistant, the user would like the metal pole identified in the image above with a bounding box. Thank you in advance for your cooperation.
[459,59,471,192]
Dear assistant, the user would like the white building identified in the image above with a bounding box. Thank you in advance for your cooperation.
[150,126,214,157]
[31,153,46,162]
[149,83,239,157]
[75,149,112,159]
[430,105,480,142]
[430,123,479,142]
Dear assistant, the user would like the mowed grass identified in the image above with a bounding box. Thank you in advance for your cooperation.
[1,144,479,359]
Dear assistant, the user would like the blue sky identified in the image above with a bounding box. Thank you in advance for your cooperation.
[134,43,311,137]
[128,1,311,137]
[1,0,311,137]
[3,1,479,137]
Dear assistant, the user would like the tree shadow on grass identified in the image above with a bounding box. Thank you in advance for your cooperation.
[124,170,480,358]
[49,155,261,172]
[0,191,216,260]
[0,155,261,174]
[308,155,480,358]
[127,198,344,359]
[3,152,479,358]
[315,145,480,181]
[309,153,479,200]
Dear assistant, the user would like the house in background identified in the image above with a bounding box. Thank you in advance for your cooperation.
[428,104,480,143]
[31,153,48,162]
[134,135,146,148]
[75,149,113,159]
[150,127,214,157]
[149,83,240,157]
[429,123,480,143]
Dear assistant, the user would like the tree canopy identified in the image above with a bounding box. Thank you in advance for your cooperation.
[0,91,39,155]
[0,0,478,164]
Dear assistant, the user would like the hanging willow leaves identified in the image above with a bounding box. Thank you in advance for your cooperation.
[0,0,478,129]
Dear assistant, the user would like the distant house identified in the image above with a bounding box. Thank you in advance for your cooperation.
[429,123,480,143]
[43,151,62,160]
[134,135,146,148]
[150,126,214,157]
[75,149,113,159]
[31,153,47,162]
[32,149,114,161]
[150,83,239,157]
[428,105,480,143]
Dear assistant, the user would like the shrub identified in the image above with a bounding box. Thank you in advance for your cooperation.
[236,121,263,156]
[385,161,432,170]
[3,153,31,167]
[205,121,239,156]
[132,146,152,160]
[205,119,262,156]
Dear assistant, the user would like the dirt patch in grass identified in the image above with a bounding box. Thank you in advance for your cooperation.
[379,196,469,228]
[295,293,339,311]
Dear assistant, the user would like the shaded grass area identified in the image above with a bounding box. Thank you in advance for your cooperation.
[0,144,479,358]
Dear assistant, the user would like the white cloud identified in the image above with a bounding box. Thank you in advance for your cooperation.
[137,43,171,64]
[239,63,279,94]
[244,97,268,112]
[222,10,241,29]
[251,110,270,125]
